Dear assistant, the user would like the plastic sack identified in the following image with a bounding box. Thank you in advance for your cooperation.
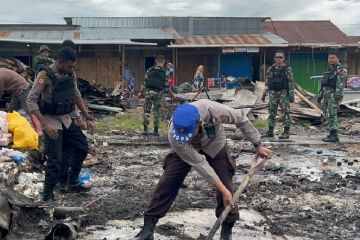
[7,111,38,150]
[0,111,8,133]
[79,168,92,184]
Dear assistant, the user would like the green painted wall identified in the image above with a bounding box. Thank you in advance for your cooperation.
[289,52,328,94]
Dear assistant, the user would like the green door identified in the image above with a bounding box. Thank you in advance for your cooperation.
[289,52,327,94]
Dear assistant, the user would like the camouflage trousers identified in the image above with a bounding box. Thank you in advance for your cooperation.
[322,89,341,130]
[268,91,291,129]
[143,90,163,128]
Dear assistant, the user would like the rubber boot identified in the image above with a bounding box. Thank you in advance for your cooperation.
[279,127,290,139]
[134,215,159,240]
[265,127,274,138]
[66,169,91,192]
[42,183,55,202]
[322,130,339,142]
[220,222,234,240]
[55,172,68,193]
[143,125,148,136]
[153,126,159,136]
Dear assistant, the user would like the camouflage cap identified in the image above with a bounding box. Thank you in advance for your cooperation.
[39,45,50,52]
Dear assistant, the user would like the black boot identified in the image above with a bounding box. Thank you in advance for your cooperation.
[322,130,339,142]
[279,127,290,139]
[153,126,159,136]
[66,169,91,192]
[54,182,67,193]
[143,125,148,135]
[55,171,68,193]
[220,223,234,240]
[134,215,159,240]
[265,127,274,138]
[42,183,55,202]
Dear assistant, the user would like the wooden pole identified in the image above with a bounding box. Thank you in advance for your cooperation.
[175,48,178,86]
[294,89,323,116]
[263,48,267,81]
[121,45,125,81]
[206,175,252,240]
[206,155,268,240]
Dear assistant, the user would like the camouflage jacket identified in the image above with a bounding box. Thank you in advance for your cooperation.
[263,64,294,98]
[33,55,55,73]
[142,66,170,93]
[321,64,347,98]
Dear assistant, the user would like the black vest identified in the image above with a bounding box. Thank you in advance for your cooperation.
[268,65,289,91]
[321,66,337,89]
[38,66,76,115]
[145,66,167,90]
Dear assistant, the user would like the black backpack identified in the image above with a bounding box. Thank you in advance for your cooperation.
[145,67,166,90]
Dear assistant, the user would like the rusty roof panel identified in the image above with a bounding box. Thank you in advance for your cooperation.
[171,32,286,47]
[263,20,356,46]
[350,36,360,44]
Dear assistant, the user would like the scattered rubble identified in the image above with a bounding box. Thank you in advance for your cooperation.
[0,58,359,239]
[0,58,34,83]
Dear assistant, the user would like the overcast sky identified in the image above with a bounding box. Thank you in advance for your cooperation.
[0,0,359,35]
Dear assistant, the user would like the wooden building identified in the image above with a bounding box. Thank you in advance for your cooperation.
[0,17,358,93]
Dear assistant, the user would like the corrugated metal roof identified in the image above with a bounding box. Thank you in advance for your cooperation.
[0,24,77,31]
[350,36,360,44]
[80,27,176,40]
[65,17,267,35]
[169,32,287,48]
[0,27,176,44]
[263,20,357,47]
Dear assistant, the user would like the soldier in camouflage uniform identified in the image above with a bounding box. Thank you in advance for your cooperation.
[262,50,294,139]
[318,52,347,142]
[142,55,175,136]
[33,45,55,76]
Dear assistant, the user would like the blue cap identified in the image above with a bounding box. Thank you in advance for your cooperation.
[172,103,200,143]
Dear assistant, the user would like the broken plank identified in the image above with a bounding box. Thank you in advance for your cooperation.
[291,108,322,117]
[175,89,237,101]
[88,104,123,113]
[294,89,323,116]
[341,98,360,112]
[224,89,258,109]
[108,139,169,146]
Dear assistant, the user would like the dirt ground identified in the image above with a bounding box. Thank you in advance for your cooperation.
[5,124,360,240]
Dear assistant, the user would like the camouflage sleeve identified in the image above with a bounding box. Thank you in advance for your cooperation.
[286,66,294,91]
[335,66,347,98]
[141,70,149,91]
[287,66,295,99]
[34,56,54,65]
[164,70,170,92]
[262,66,272,97]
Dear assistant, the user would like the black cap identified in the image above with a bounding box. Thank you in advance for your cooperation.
[155,55,165,60]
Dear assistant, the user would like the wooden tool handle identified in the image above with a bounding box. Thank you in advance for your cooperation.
[206,174,252,240]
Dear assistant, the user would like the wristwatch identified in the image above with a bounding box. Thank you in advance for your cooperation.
[253,141,262,148]
[85,116,94,121]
